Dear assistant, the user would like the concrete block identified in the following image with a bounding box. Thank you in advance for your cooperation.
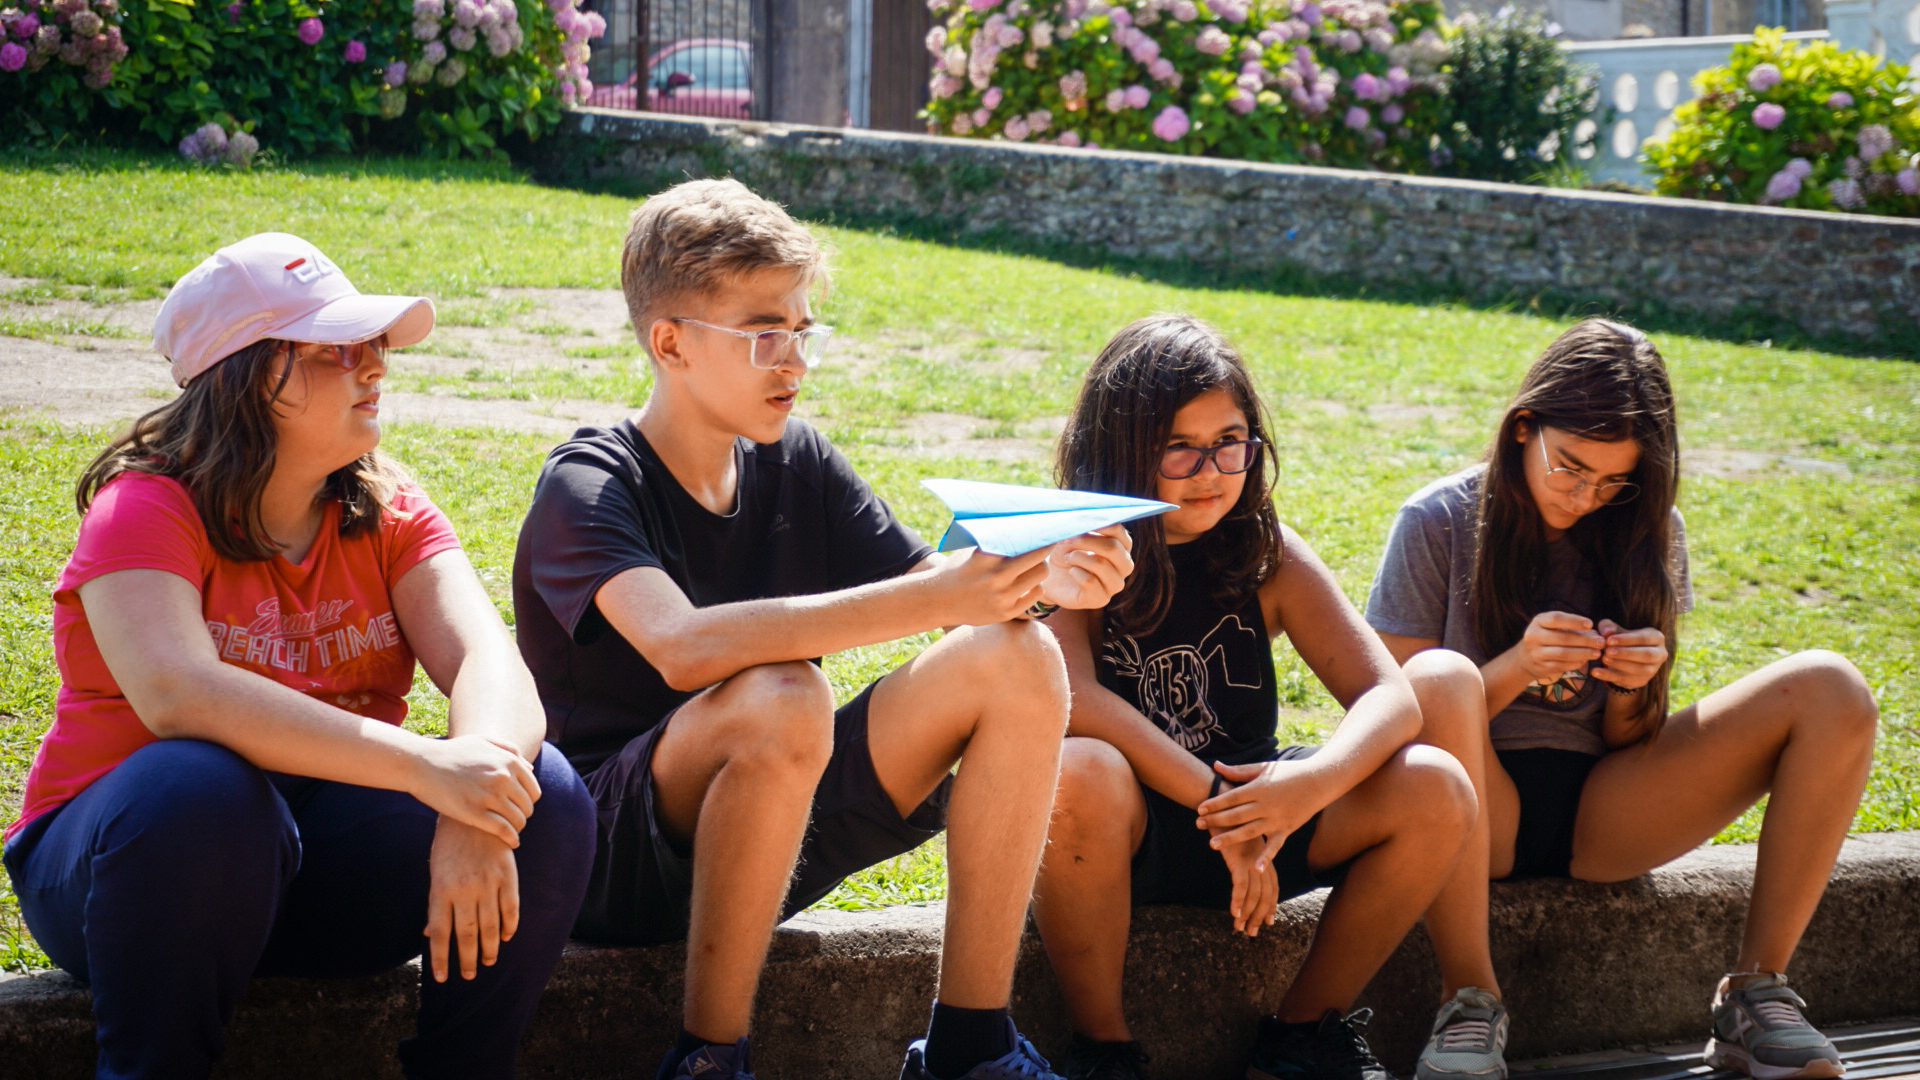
[3,834,1916,1079]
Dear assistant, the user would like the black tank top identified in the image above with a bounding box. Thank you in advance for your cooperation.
[1095,535,1280,766]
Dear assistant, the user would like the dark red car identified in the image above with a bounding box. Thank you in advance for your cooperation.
[586,37,751,117]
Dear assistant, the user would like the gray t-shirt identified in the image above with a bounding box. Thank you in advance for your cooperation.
[1364,467,1692,755]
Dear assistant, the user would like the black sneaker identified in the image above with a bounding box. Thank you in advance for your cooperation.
[1062,1034,1151,1080]
[1248,1009,1393,1080]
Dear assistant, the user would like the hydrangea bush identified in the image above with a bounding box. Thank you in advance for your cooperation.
[1645,27,1919,216]
[0,0,602,158]
[922,0,1454,172]
[0,0,130,88]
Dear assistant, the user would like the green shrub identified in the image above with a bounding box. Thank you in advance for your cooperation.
[922,0,1456,174]
[1645,27,1919,216]
[0,0,605,158]
[1437,7,1601,183]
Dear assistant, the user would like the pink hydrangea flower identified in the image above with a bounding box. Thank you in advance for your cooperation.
[0,40,24,71]
[1386,66,1410,96]
[1148,56,1175,81]
[449,25,475,51]
[1151,104,1189,140]
[486,27,511,55]
[996,21,1023,47]
[343,39,366,62]
[1123,83,1149,108]
[1058,130,1082,147]
[1059,70,1087,99]
[1028,108,1052,132]
[967,0,999,8]
[1752,102,1785,130]
[297,16,323,44]
[952,113,974,134]
[1109,7,1131,25]
[1194,25,1230,55]
[1825,90,1853,109]
[924,26,947,56]
[1746,63,1781,92]
[1171,0,1197,19]
[385,60,409,86]
[1763,170,1800,203]
[1857,124,1894,161]
[1827,177,1864,209]
[972,107,990,126]
[1344,105,1370,129]
[1105,88,1127,111]
[452,0,481,26]
[422,39,447,63]
[1004,116,1030,140]
[1227,90,1255,113]
[1896,168,1920,195]
[1299,2,1322,25]
[1382,102,1403,124]
[414,0,445,18]
[413,18,441,40]
[1351,72,1380,100]
[982,85,1003,109]
[931,72,962,98]
[1336,29,1360,53]
[1784,157,1811,179]
[11,12,40,38]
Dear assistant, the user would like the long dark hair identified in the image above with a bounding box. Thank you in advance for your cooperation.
[1473,318,1680,733]
[77,340,410,562]
[1056,314,1281,638]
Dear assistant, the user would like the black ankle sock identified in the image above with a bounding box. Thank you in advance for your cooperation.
[924,1002,1012,1080]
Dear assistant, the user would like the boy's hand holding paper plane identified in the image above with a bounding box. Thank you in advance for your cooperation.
[922,479,1177,557]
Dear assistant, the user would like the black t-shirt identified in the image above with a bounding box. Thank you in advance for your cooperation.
[1094,535,1280,767]
[512,418,933,773]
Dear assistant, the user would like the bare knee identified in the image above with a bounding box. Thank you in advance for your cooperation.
[1403,648,1487,742]
[710,661,835,775]
[1049,737,1143,849]
[1783,649,1879,746]
[1388,743,1478,839]
[953,619,1070,716]
[1055,738,1136,816]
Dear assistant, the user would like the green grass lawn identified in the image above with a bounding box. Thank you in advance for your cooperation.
[2,150,1917,973]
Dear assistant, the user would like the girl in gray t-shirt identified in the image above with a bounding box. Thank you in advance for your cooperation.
[1364,319,1877,1080]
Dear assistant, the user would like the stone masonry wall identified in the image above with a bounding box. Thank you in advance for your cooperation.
[554,109,1920,353]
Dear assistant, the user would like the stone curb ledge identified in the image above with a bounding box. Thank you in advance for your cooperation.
[3,832,1916,1079]
[551,108,1920,352]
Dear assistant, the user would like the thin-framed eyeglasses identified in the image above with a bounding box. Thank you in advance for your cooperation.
[284,339,388,372]
[1161,438,1263,480]
[1537,427,1640,504]
[670,317,834,370]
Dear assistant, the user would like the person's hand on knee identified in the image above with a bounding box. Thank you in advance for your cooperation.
[425,816,522,983]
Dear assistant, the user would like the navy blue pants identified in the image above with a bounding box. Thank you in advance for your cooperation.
[2,739,596,1080]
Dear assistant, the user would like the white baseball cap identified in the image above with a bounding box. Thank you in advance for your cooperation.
[153,232,435,387]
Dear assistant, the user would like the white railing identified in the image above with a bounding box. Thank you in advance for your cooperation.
[1559,0,1913,186]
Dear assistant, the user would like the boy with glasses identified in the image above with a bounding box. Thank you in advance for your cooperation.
[511,179,1136,1080]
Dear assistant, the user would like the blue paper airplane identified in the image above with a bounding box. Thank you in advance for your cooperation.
[922,479,1178,557]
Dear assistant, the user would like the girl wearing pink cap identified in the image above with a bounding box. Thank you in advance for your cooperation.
[2,234,595,1079]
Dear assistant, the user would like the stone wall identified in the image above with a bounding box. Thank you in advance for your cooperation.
[551,109,1920,353]
[5,833,1918,1079]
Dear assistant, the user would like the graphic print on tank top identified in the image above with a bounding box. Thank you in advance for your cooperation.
[1102,614,1265,752]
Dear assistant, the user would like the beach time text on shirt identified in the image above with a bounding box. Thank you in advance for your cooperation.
[205,597,401,677]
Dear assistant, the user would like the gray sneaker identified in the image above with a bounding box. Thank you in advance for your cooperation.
[1415,988,1509,1080]
[1704,973,1844,1080]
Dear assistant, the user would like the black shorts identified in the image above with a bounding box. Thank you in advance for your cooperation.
[1131,745,1346,910]
[1495,748,1603,881]
[571,680,953,946]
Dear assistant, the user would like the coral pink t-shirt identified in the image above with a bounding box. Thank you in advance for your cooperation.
[6,472,461,843]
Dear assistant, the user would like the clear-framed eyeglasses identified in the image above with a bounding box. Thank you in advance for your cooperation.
[1537,428,1640,504]
[670,317,834,370]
